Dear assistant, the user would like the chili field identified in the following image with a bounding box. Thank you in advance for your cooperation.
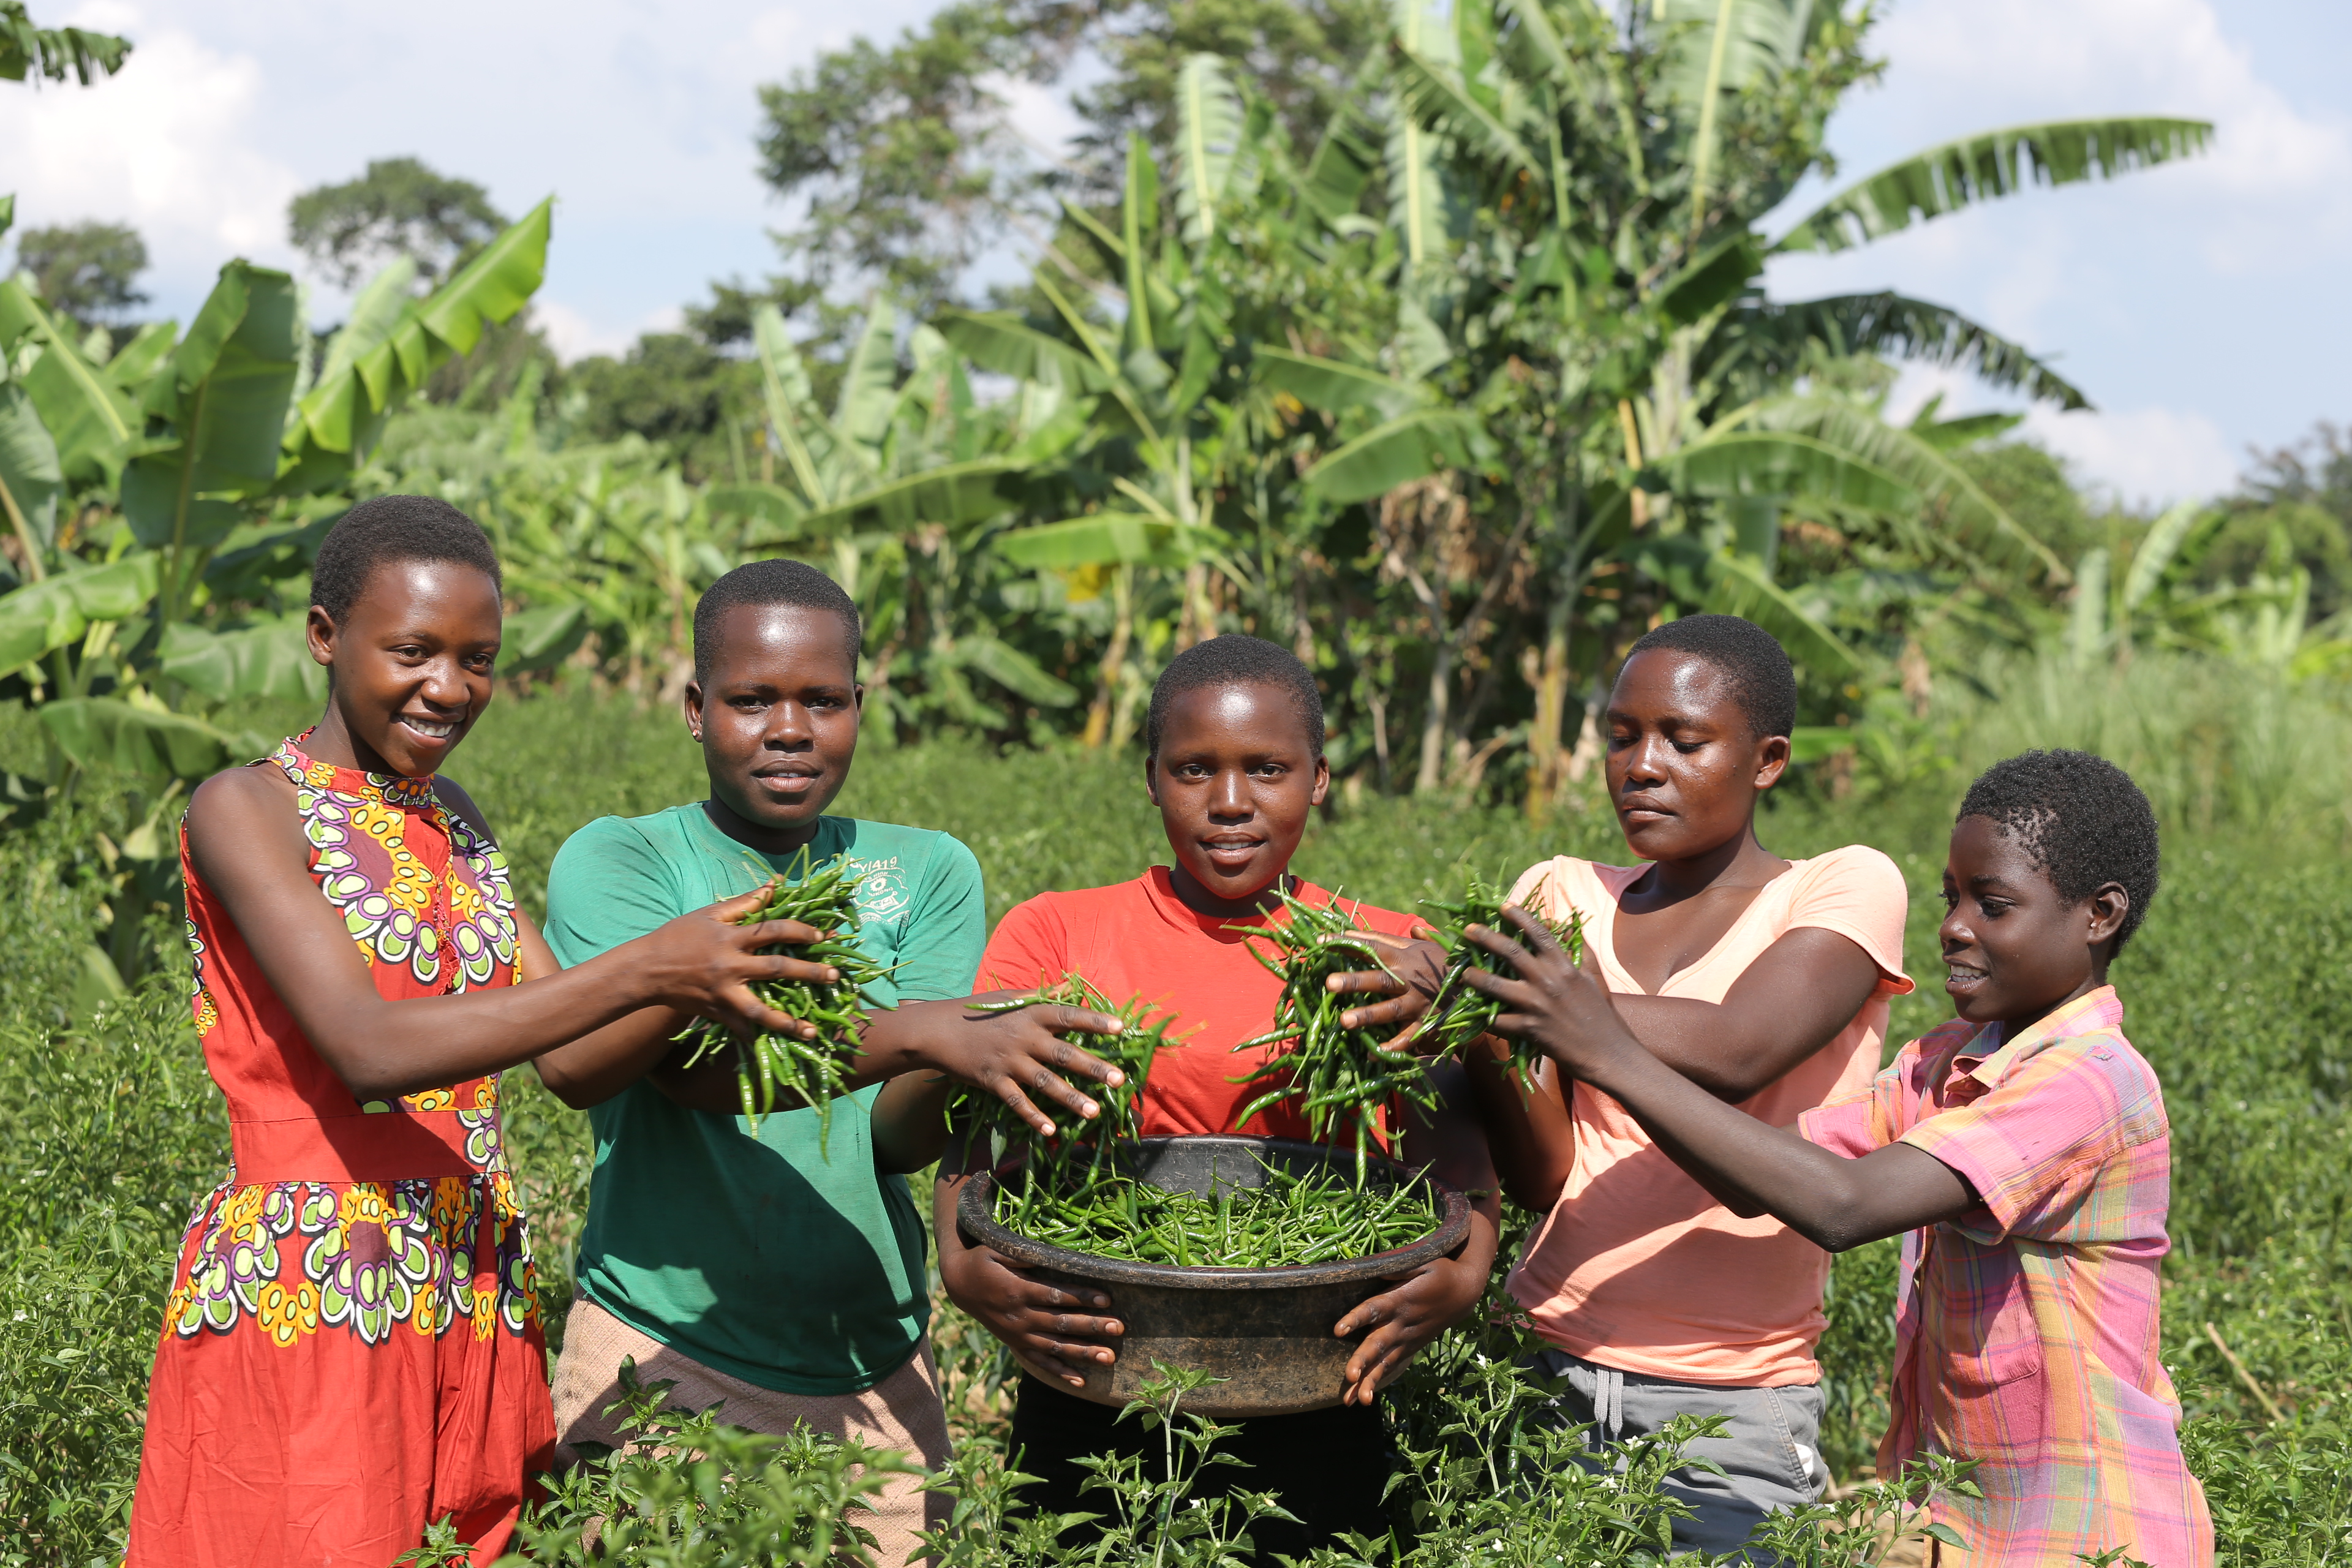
[2,689,2346,1564]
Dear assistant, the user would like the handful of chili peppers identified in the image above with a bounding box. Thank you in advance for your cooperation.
[1229,889,1441,1173]
[948,975,1178,1175]
[1418,871,1588,1090]
[676,848,892,1149]
[994,1159,1441,1270]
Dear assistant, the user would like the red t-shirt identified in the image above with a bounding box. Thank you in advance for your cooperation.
[977,867,1425,1140]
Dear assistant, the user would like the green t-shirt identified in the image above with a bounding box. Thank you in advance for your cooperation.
[543,804,985,1395]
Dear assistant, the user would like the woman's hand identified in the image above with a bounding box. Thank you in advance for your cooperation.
[1333,1250,1490,1405]
[632,883,845,1041]
[871,992,1129,1139]
[938,1229,1123,1390]
[1326,933,1450,1048]
[1459,908,1643,1081]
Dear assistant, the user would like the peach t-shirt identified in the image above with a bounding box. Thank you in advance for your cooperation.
[1504,845,1913,1387]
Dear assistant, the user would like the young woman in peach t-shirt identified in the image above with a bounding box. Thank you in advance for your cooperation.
[1460,616,1912,1557]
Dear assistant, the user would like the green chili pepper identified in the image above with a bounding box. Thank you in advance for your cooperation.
[1226,889,1441,1175]
[673,846,895,1152]
[1417,869,1588,1090]
[992,1159,1442,1270]
[948,976,1179,1180]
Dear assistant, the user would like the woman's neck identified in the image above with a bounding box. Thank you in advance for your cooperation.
[1626,824,1784,907]
[301,706,401,777]
[1167,864,1294,921]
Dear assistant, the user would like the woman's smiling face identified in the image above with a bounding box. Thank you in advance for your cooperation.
[307,558,503,778]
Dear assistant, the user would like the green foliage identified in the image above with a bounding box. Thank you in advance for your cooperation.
[0,711,2347,1562]
[563,333,757,480]
[287,156,508,289]
[0,0,129,86]
[8,221,149,330]
[467,1366,905,1566]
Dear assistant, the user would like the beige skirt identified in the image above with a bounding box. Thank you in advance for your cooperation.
[551,1297,952,1564]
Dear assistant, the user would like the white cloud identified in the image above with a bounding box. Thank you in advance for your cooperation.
[2021,404,2240,511]
[1885,355,2241,510]
[537,301,685,364]
[1861,0,2352,272]
[0,15,300,300]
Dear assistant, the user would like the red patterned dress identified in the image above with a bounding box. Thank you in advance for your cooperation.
[127,736,555,1567]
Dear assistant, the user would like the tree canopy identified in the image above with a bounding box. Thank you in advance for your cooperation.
[287,157,507,288]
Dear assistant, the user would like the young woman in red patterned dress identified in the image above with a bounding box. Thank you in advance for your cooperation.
[123,497,846,1566]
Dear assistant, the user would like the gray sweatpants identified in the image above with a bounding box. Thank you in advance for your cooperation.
[1527,1348,1826,1560]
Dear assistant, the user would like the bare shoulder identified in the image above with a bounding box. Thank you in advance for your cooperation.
[185,763,292,838]
[183,764,310,889]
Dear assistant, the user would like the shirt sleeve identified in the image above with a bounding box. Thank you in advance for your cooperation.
[543,817,685,969]
[888,834,987,1003]
[1506,857,1577,920]
[1789,846,1915,993]
[1800,1044,1918,1158]
[976,895,1072,994]
[1896,1038,2155,1243]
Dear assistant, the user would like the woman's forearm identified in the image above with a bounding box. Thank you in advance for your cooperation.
[1571,1035,1971,1251]
[311,951,698,1101]
[873,1072,953,1174]
[1457,1038,1576,1212]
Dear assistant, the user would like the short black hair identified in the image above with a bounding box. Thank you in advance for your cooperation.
[1621,614,1797,739]
[1958,749,2162,954]
[1146,635,1324,758]
[692,557,861,682]
[309,495,502,624]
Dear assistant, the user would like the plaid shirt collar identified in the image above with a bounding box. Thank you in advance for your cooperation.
[1948,984,2124,1093]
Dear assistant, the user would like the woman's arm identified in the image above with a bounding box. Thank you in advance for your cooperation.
[872,1070,952,1174]
[187,767,826,1102]
[1604,927,1889,1101]
[1455,1039,1579,1213]
[1464,913,1975,1251]
[933,1149,1123,1389]
[1334,1060,1502,1403]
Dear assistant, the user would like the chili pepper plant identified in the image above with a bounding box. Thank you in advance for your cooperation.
[948,974,1177,1177]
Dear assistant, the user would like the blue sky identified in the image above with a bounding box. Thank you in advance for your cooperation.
[7,0,2348,506]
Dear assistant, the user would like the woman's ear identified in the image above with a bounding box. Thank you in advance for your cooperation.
[1754,733,1791,790]
[305,605,337,668]
[1308,753,1332,807]
[1141,751,1161,807]
[682,678,706,744]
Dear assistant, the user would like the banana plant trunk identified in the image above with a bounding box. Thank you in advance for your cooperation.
[1083,565,1136,748]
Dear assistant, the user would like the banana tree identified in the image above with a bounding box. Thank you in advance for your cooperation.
[0,201,552,783]
[719,298,1087,739]
[1373,0,2207,807]
[939,53,1473,747]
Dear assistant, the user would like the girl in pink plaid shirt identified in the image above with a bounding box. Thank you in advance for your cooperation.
[1460,749,2212,1567]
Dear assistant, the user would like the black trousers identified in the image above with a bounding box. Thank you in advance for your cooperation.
[1004,1373,1396,1557]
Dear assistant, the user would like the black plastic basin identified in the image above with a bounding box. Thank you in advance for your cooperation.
[957,1134,1469,1417]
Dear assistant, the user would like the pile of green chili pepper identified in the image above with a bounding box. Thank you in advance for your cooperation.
[676,848,891,1148]
[1228,889,1439,1170]
[1418,871,1588,1090]
[993,1159,1441,1269]
[947,976,1177,1175]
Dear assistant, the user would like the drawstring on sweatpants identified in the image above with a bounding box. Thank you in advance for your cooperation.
[1593,1363,1626,1445]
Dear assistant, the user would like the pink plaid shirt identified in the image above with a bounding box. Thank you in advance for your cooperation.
[1802,987,2213,1566]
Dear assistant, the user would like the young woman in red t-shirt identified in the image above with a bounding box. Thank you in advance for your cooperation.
[935,635,1499,1556]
